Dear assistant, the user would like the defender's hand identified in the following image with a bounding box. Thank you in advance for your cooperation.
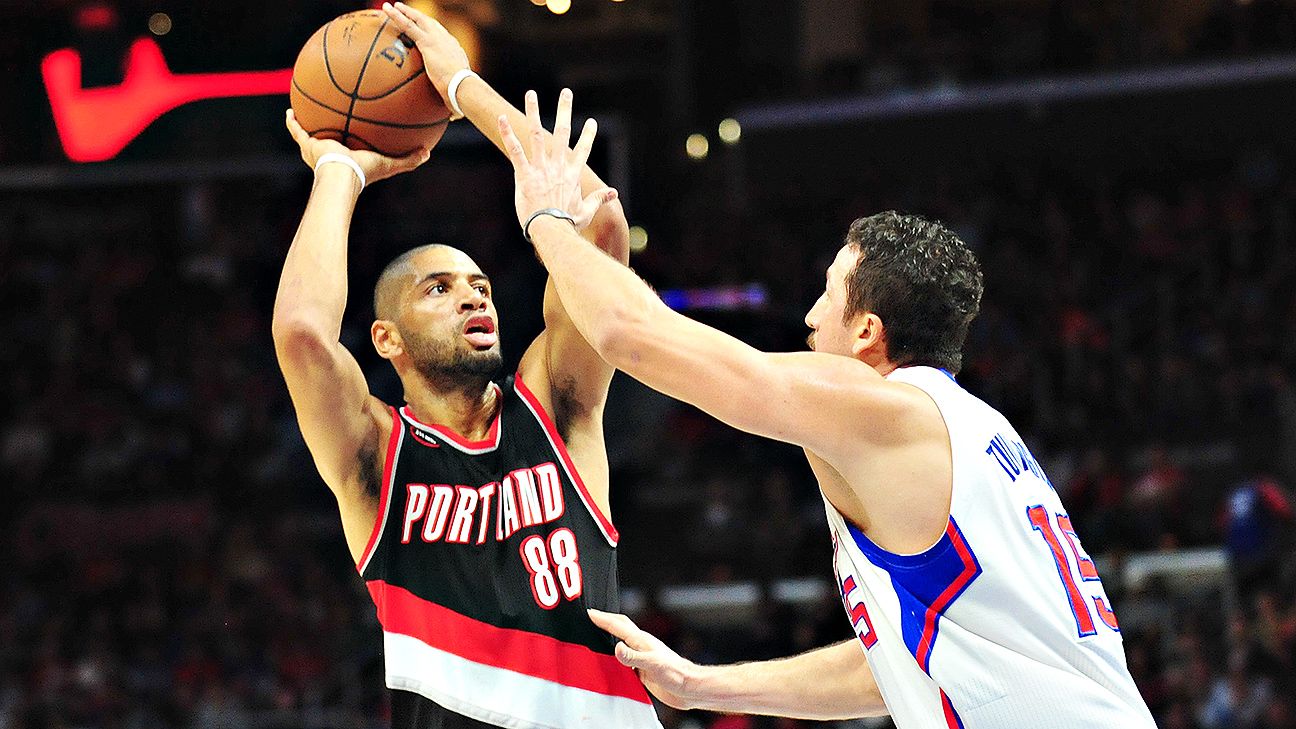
[285,109,430,185]
[498,89,617,237]
[381,1,470,97]
[588,609,703,711]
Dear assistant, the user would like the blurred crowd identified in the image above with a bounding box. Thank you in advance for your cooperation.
[813,0,1296,96]
[6,17,1296,725]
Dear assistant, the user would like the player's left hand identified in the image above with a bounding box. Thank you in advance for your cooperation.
[588,609,701,710]
[381,2,469,99]
[498,89,618,239]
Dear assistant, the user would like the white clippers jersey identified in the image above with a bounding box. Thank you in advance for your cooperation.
[824,366,1155,729]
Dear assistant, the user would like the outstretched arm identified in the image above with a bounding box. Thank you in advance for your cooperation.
[382,1,624,415]
[272,111,429,562]
[493,95,912,461]
[381,2,629,517]
[588,610,886,720]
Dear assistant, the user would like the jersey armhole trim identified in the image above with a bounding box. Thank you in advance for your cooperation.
[357,406,403,576]
[513,373,620,546]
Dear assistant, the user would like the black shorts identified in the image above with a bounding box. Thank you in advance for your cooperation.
[390,690,506,729]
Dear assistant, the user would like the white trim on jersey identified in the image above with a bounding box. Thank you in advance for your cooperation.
[382,631,662,729]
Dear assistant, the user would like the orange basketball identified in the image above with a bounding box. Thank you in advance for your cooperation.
[290,10,450,157]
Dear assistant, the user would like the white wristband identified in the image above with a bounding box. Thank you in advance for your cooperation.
[446,68,479,121]
[314,152,365,190]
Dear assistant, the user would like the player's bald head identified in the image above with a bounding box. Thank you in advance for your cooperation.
[373,244,473,321]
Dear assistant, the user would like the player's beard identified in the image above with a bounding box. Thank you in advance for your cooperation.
[404,329,504,388]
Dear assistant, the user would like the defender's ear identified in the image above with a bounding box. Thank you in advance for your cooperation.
[850,311,887,360]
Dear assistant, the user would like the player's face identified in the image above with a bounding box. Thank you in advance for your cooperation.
[396,247,503,379]
[804,245,861,356]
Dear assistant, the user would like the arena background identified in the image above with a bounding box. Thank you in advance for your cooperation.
[3,1,1296,727]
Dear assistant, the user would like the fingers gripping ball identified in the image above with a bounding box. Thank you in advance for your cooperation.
[290,10,449,157]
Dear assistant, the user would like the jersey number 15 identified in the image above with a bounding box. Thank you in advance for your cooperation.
[1027,506,1120,637]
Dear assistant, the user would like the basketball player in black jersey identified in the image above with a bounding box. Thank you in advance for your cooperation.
[274,22,661,729]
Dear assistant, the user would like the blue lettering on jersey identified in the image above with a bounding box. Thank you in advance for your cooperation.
[984,433,1053,489]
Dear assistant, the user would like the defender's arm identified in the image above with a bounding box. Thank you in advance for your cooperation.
[524,214,912,458]
[382,3,627,424]
[589,610,886,720]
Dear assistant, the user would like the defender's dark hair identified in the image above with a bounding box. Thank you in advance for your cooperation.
[843,211,983,374]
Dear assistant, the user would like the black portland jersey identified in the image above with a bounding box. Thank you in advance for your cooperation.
[357,373,660,729]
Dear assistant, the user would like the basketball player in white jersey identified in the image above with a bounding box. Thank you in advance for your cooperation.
[486,86,1158,727]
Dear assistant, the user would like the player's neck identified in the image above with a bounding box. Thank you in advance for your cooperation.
[860,350,899,377]
[402,376,500,440]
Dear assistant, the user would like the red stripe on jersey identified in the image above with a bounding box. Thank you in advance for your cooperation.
[367,579,651,704]
[357,407,403,575]
[940,689,965,729]
[915,521,979,672]
[513,374,619,544]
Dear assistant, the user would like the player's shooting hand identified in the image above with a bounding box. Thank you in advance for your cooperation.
[381,1,470,97]
[285,109,430,185]
[499,89,618,239]
[587,609,702,710]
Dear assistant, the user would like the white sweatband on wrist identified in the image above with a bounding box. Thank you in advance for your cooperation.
[523,208,576,242]
[446,68,479,121]
[314,152,365,190]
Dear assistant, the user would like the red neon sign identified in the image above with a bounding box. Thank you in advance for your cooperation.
[41,37,292,163]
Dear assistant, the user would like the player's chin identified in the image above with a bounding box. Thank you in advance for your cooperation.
[462,345,504,367]
[463,340,501,354]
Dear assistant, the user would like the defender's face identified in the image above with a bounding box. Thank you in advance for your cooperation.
[804,246,861,356]
[395,247,502,372]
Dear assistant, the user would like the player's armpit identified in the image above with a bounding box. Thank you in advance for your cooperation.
[272,331,389,557]
[274,153,391,564]
[516,320,614,521]
[272,331,378,483]
[517,201,629,444]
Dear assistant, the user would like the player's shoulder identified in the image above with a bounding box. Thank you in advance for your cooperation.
[780,354,946,448]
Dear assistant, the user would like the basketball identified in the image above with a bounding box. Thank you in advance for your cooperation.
[290,10,450,157]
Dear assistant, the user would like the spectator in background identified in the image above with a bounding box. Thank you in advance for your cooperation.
[1128,445,1187,549]
[1222,470,1294,595]
[1064,446,1127,553]
[1197,655,1272,729]
[1257,696,1295,729]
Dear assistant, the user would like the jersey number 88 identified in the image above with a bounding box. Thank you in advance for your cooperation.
[520,528,583,609]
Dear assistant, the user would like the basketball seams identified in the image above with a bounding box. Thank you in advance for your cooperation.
[320,19,351,97]
[292,79,450,129]
[341,18,391,145]
[293,11,449,156]
[294,127,419,158]
[355,67,426,101]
